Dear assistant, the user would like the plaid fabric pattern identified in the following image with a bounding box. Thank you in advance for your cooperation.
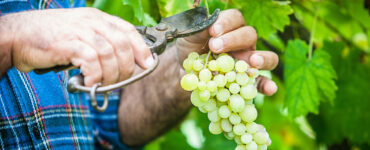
[0,1,130,149]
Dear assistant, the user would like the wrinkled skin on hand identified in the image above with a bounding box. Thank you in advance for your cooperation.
[5,8,153,86]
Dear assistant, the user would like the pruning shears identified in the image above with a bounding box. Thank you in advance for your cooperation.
[34,7,220,112]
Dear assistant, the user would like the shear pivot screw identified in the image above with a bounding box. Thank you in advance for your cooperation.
[156,23,168,31]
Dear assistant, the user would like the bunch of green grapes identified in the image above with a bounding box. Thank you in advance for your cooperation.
[180,52,271,150]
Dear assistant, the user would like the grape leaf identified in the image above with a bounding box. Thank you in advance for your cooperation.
[284,40,337,118]
[122,0,144,22]
[93,0,139,24]
[232,0,293,39]
[309,41,370,145]
[156,0,193,17]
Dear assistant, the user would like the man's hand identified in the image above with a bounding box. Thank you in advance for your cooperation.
[177,9,278,95]
[1,8,153,86]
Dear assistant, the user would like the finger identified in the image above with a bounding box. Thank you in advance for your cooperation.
[256,76,277,96]
[108,30,135,81]
[90,34,120,85]
[231,51,279,70]
[96,12,153,69]
[127,30,154,69]
[65,41,103,87]
[209,26,257,53]
[209,9,245,37]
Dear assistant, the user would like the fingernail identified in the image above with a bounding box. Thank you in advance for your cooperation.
[145,56,154,68]
[251,54,264,68]
[265,81,277,95]
[213,24,223,36]
[211,38,224,52]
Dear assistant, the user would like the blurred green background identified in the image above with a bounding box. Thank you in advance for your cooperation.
[87,0,370,149]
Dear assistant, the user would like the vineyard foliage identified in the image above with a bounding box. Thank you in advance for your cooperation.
[88,0,370,149]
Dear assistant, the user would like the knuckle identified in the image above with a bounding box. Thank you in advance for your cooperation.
[98,46,114,58]
[83,49,99,62]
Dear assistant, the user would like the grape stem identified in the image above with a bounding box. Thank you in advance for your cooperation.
[224,0,229,10]
[204,51,212,68]
[308,11,318,60]
[205,0,210,16]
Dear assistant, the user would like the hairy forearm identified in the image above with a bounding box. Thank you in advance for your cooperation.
[118,44,191,146]
[0,15,14,77]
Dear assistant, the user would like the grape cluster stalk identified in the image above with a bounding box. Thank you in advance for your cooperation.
[180,52,271,150]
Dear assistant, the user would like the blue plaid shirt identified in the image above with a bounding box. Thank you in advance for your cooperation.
[0,0,130,149]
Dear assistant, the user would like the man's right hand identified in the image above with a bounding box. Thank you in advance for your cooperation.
[0,8,153,86]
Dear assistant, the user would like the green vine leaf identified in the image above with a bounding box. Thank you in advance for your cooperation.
[122,0,144,22]
[156,0,193,17]
[284,40,337,118]
[232,0,293,39]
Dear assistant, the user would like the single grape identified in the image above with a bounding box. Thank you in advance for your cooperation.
[198,81,207,91]
[229,113,241,125]
[256,124,266,132]
[214,74,227,87]
[240,105,257,122]
[225,71,236,82]
[190,90,207,107]
[217,55,235,72]
[245,141,257,150]
[203,99,217,112]
[183,58,194,71]
[245,122,259,134]
[209,121,223,135]
[188,52,199,60]
[240,85,258,100]
[207,81,218,92]
[236,72,249,86]
[229,83,241,94]
[241,133,253,144]
[229,95,245,112]
[208,60,219,71]
[199,69,212,82]
[253,131,269,145]
[208,110,220,122]
[257,144,267,150]
[235,60,249,72]
[235,145,246,150]
[224,132,235,140]
[193,60,204,71]
[199,90,211,102]
[221,119,233,132]
[234,136,242,145]
[247,68,259,78]
[218,105,231,118]
[180,74,199,91]
[216,88,230,102]
[233,123,246,136]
